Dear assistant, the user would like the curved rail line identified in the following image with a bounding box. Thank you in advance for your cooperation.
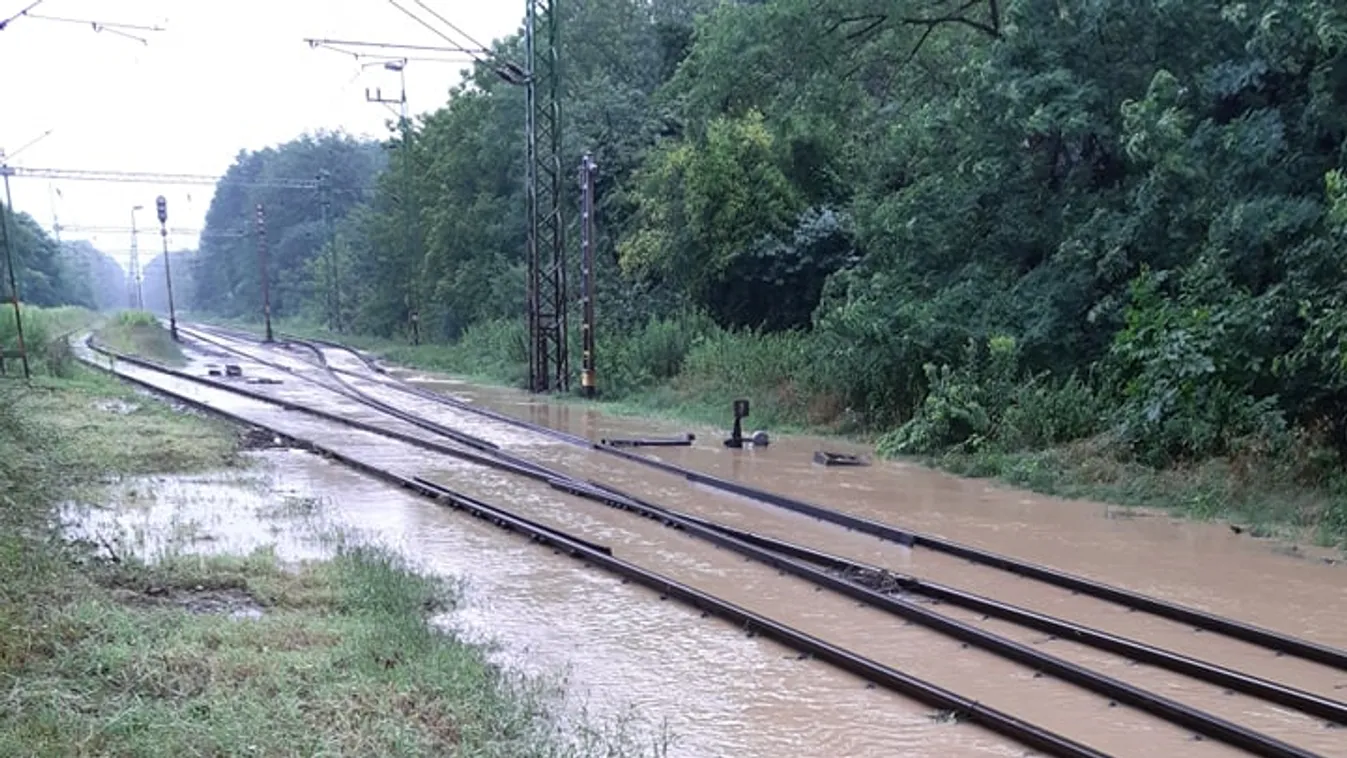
[161,326,1344,756]
[79,334,1116,758]
[200,322,1347,674]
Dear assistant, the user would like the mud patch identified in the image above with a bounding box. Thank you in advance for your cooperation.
[94,398,141,415]
[256,495,326,520]
[112,585,266,620]
[239,427,292,450]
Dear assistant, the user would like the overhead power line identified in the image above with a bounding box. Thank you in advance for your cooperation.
[1,166,374,191]
[304,39,477,67]
[23,12,165,33]
[385,0,496,69]
[53,224,246,238]
[407,0,491,53]
[305,35,525,84]
[0,0,45,31]
[304,37,486,55]
[0,4,165,43]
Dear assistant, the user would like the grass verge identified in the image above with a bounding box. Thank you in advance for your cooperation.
[92,310,187,367]
[1,310,668,756]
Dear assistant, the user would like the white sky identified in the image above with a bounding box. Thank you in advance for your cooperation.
[0,0,523,273]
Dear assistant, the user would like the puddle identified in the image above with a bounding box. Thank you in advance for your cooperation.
[93,398,141,415]
[111,585,266,620]
[59,451,338,564]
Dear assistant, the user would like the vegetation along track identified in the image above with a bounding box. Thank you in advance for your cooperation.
[112,323,1343,756]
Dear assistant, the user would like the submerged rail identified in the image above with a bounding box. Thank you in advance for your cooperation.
[225,324,1347,674]
[79,334,1115,758]
[168,326,1344,754]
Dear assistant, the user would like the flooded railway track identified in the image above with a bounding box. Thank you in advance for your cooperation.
[80,327,1346,756]
[187,326,1347,664]
[179,323,1347,755]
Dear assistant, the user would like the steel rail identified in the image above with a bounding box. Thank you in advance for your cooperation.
[78,335,1112,758]
[599,435,696,447]
[89,336,560,484]
[572,497,1322,757]
[170,327,1347,742]
[232,325,1347,673]
[580,482,1347,727]
[176,326,502,454]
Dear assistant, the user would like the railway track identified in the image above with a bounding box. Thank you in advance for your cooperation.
[187,326,1347,659]
[176,324,1347,751]
[78,326,1347,756]
[189,329,1347,662]
[283,331,1347,687]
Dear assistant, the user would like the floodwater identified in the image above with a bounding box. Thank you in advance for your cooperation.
[372,360,1347,756]
[419,368,1347,641]
[391,363,1347,755]
[76,336,1025,757]
[77,331,1347,756]
[69,449,1011,758]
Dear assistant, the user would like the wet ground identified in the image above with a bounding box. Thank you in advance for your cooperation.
[73,330,1347,757]
[65,448,1023,757]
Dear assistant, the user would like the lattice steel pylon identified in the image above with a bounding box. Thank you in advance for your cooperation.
[525,0,568,393]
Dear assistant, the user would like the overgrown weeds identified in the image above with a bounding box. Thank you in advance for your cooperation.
[93,310,186,366]
[884,335,1347,547]
[0,304,94,378]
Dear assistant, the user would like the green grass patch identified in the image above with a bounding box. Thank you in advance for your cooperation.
[2,543,593,757]
[93,310,187,367]
[0,304,98,378]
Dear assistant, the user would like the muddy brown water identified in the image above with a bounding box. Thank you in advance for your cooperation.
[350,363,1347,756]
[202,332,1347,752]
[408,370,1347,636]
[95,333,1347,755]
[281,451,1016,758]
[84,338,1027,757]
[382,364,1347,755]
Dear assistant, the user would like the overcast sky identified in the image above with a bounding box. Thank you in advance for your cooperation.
[0,0,522,273]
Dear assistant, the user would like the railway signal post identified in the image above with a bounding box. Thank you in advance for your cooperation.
[255,203,273,343]
[156,195,178,341]
[579,153,597,397]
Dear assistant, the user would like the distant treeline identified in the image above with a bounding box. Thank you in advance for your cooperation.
[192,0,1347,472]
[0,206,126,313]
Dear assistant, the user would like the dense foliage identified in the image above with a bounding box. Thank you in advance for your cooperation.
[64,240,128,312]
[194,0,1347,477]
[190,132,384,323]
[0,205,124,312]
[0,204,123,311]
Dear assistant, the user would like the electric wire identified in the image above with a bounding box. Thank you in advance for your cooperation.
[0,0,46,31]
[407,0,492,54]
[386,0,488,65]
